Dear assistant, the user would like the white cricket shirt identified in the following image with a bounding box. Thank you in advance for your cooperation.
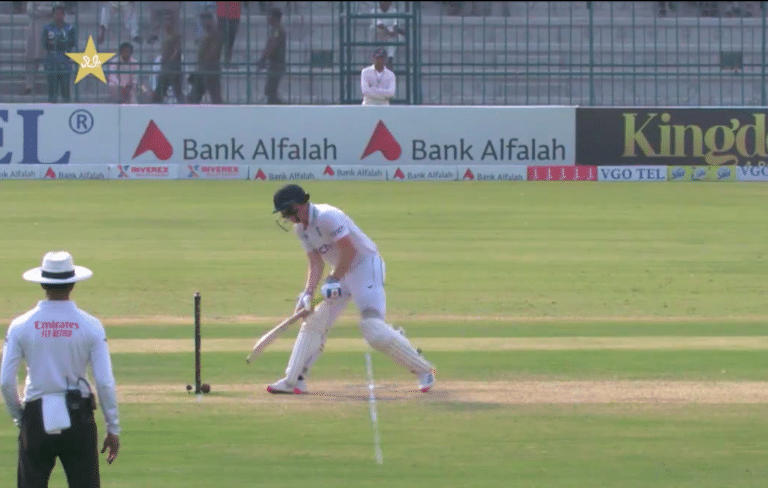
[293,203,379,268]
[370,4,400,58]
[360,65,395,105]
[1,300,121,434]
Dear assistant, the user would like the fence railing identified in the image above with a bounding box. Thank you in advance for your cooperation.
[0,1,765,105]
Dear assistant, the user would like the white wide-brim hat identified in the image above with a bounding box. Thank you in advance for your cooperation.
[22,251,93,284]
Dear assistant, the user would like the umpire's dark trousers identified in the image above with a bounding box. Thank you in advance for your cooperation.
[18,399,100,488]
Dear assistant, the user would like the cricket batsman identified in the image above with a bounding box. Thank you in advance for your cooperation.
[267,184,436,394]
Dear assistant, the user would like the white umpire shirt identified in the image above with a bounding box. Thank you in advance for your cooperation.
[0,300,121,435]
[360,65,396,105]
[293,203,379,269]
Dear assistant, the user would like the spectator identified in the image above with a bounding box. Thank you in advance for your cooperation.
[43,3,76,103]
[699,1,718,17]
[189,12,223,104]
[442,1,463,15]
[722,1,756,17]
[21,2,53,95]
[657,2,674,16]
[97,1,140,47]
[194,2,216,42]
[360,48,395,105]
[370,1,405,70]
[256,7,286,104]
[61,0,75,14]
[151,11,185,104]
[146,2,181,45]
[217,1,242,68]
[107,42,139,103]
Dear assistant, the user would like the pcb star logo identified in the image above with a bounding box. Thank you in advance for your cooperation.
[66,35,115,83]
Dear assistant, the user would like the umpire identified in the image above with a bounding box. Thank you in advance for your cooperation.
[1,251,120,488]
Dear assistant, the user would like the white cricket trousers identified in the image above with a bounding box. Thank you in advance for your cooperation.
[324,253,386,324]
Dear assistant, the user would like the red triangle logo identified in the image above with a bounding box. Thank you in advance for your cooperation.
[132,120,173,160]
[463,169,474,180]
[361,120,402,161]
[254,169,267,180]
[393,167,405,179]
[44,167,56,179]
[323,165,335,176]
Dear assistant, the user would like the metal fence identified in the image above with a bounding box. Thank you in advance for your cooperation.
[0,1,766,105]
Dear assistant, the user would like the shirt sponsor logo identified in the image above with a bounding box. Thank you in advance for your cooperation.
[35,320,79,329]
[36,320,79,336]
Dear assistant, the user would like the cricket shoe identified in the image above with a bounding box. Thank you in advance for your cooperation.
[418,370,436,393]
[267,377,307,394]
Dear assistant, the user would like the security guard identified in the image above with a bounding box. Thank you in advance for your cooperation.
[1,251,120,488]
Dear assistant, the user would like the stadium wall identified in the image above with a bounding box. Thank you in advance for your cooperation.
[0,104,766,181]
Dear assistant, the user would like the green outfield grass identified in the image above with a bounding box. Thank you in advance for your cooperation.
[1,180,767,487]
[100,349,768,384]
[1,180,767,319]
[104,320,768,340]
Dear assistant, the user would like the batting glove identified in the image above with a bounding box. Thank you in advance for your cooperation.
[321,277,342,299]
[295,291,314,313]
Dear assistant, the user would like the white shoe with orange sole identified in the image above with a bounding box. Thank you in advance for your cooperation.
[418,371,436,393]
[267,377,308,394]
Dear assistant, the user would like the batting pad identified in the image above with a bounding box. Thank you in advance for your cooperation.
[359,318,434,374]
[285,325,324,384]
[292,300,353,380]
[303,301,334,334]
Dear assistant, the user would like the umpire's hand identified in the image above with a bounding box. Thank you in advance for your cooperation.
[101,433,120,464]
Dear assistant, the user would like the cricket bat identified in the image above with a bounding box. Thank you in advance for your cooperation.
[245,308,312,364]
